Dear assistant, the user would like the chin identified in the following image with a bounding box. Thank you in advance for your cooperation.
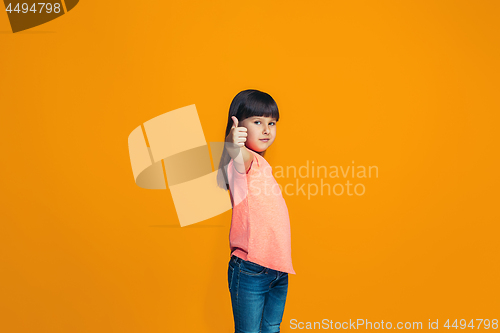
[247,145,265,154]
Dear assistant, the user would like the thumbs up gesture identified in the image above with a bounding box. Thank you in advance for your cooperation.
[226,116,247,148]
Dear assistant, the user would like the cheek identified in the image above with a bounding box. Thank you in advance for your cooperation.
[247,129,258,139]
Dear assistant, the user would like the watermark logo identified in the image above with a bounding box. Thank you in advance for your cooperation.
[3,0,78,33]
[128,104,234,227]
[128,104,379,227]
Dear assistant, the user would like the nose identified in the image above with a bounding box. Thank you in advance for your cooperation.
[263,125,270,134]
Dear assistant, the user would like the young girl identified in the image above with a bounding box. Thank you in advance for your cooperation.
[217,89,296,333]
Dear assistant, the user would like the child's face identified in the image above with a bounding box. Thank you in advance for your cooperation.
[239,116,277,153]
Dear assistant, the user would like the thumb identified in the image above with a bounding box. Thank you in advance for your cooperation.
[231,116,239,128]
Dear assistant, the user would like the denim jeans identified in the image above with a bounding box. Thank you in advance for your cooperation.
[228,255,288,333]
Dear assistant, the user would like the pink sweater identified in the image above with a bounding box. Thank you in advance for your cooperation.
[227,148,296,274]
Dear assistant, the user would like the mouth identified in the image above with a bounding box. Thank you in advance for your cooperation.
[259,138,270,142]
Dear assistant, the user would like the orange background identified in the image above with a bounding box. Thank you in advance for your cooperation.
[1,1,498,332]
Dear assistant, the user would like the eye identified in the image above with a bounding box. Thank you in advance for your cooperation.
[269,122,276,126]
[254,121,261,125]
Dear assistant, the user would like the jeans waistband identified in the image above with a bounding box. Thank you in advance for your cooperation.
[231,254,242,264]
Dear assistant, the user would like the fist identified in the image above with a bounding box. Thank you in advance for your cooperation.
[226,116,247,147]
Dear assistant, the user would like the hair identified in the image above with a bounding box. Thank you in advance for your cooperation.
[216,89,280,190]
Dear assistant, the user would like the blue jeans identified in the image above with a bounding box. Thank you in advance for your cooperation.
[228,255,289,333]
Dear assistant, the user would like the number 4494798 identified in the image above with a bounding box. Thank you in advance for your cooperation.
[5,3,62,14]
[444,319,498,329]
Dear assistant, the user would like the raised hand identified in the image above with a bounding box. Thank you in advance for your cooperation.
[226,116,247,147]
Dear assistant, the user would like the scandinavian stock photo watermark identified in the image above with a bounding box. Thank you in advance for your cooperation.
[250,160,379,200]
[289,318,499,330]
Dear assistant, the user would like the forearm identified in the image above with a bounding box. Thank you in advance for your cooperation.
[225,140,252,173]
